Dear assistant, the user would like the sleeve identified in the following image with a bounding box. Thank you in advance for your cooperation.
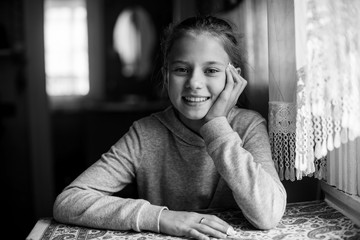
[199,116,287,230]
[53,121,167,233]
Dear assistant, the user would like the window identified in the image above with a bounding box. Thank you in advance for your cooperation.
[44,0,89,96]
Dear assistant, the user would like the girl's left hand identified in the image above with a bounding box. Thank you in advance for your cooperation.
[159,210,234,240]
[203,63,247,123]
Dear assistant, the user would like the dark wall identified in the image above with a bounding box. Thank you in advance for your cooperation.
[103,0,172,101]
[52,104,169,195]
[0,0,35,238]
[52,0,173,195]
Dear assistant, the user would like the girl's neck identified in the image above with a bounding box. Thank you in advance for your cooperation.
[174,109,203,136]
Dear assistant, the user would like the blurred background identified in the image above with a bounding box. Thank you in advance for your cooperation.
[0,0,321,238]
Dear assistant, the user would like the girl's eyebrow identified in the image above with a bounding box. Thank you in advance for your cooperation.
[169,60,225,66]
[206,61,225,66]
[169,60,188,65]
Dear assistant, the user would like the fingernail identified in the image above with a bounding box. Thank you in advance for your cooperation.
[228,62,234,68]
[226,226,236,236]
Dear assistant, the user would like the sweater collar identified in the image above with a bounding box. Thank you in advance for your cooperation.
[153,106,206,147]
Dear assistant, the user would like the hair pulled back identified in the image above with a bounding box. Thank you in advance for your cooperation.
[160,15,245,69]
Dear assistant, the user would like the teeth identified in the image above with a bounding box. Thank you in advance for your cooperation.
[184,97,208,102]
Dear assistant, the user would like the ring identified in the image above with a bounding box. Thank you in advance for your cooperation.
[199,217,205,224]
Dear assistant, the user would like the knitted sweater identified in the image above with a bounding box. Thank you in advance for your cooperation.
[53,106,287,233]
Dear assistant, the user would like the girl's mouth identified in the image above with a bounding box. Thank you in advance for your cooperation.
[182,96,210,103]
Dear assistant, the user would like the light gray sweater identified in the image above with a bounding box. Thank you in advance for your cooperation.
[53,106,287,233]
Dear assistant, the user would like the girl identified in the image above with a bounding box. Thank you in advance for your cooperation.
[53,16,287,240]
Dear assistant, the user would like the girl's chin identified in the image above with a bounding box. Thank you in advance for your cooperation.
[175,109,207,120]
[181,113,207,121]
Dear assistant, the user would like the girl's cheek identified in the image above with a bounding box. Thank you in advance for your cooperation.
[213,77,226,96]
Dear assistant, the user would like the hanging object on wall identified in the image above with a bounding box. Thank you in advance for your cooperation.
[113,6,156,80]
[294,0,360,180]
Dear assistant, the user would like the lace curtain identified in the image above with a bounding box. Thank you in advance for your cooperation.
[267,0,299,181]
[269,0,360,181]
[294,0,360,180]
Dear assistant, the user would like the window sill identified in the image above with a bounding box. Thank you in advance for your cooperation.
[321,181,360,226]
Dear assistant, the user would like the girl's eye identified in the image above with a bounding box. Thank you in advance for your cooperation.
[205,68,220,74]
[176,68,188,72]
[172,67,189,75]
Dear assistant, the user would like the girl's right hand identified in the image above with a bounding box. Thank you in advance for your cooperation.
[159,210,235,240]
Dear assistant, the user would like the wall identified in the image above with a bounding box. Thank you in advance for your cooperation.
[52,0,173,196]
[52,103,169,195]
[0,0,54,238]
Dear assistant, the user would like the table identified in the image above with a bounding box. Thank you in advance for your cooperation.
[27,201,360,240]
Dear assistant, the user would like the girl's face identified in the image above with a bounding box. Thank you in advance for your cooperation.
[166,33,230,129]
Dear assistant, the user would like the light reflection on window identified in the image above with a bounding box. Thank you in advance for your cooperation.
[44,0,89,96]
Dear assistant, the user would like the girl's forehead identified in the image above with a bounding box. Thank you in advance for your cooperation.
[168,32,229,63]
[177,31,221,44]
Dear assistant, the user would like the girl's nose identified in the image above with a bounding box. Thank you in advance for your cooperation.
[186,69,204,89]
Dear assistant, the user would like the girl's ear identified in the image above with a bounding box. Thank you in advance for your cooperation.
[236,67,241,75]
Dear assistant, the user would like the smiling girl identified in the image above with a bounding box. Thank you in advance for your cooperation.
[53,16,287,240]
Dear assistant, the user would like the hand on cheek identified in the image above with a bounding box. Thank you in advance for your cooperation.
[203,63,247,123]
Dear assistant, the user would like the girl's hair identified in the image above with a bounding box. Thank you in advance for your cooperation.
[160,15,246,70]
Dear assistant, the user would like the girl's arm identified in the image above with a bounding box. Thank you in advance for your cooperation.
[199,61,286,229]
[200,115,287,229]
[54,121,234,240]
[53,122,167,233]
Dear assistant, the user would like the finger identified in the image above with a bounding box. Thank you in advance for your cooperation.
[224,64,235,93]
[229,68,245,100]
[229,66,243,86]
[233,75,247,93]
[199,217,229,237]
[201,215,231,234]
[227,71,243,105]
[236,77,247,97]
[239,78,247,92]
[229,67,247,95]
[186,228,210,240]
[197,221,228,239]
[207,217,236,236]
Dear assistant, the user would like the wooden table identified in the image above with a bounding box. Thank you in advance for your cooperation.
[27,201,360,240]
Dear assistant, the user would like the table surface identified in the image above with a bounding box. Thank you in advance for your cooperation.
[27,200,360,240]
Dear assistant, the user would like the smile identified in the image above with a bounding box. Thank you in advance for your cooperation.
[183,97,210,103]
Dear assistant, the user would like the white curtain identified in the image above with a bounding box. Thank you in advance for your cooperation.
[267,0,327,181]
[269,0,360,185]
[267,0,300,182]
[294,0,360,181]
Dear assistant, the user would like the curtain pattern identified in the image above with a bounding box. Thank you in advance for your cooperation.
[269,102,296,181]
[294,0,360,180]
[269,101,326,181]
